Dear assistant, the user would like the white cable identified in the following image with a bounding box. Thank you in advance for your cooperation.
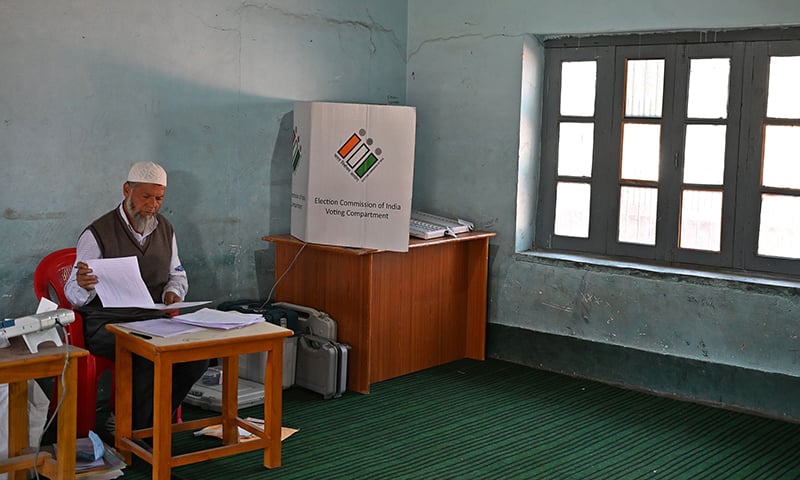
[33,323,71,480]
[260,242,308,309]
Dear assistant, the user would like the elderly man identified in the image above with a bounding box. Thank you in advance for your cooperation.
[65,161,207,434]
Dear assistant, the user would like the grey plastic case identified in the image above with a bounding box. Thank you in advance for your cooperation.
[184,376,266,412]
[295,334,350,399]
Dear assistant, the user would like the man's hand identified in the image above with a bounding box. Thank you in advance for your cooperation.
[75,261,98,291]
[163,291,182,305]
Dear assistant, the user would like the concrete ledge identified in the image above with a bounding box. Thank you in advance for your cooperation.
[487,323,800,423]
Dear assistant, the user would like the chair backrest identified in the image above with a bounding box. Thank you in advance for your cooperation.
[33,248,77,308]
[33,248,87,348]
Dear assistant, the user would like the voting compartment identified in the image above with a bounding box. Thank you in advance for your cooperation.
[291,101,416,252]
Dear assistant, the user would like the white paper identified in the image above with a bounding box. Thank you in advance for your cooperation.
[173,308,263,330]
[36,297,59,314]
[86,257,155,308]
[123,318,203,338]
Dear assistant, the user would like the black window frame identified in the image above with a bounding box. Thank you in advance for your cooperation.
[535,27,800,277]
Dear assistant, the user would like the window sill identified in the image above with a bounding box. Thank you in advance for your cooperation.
[517,250,800,291]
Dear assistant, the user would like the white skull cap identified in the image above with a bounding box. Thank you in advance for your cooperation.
[127,161,167,186]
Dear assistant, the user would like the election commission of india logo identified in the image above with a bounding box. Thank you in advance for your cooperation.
[335,128,384,182]
[291,126,302,172]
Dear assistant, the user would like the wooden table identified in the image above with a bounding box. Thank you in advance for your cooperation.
[263,231,495,394]
[0,341,88,480]
[106,322,292,480]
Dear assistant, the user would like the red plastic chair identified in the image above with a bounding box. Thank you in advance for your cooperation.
[34,248,183,436]
[33,248,115,437]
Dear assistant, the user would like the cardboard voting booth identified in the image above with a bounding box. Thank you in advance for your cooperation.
[291,101,416,252]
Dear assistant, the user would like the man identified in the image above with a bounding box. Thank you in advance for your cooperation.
[65,161,207,433]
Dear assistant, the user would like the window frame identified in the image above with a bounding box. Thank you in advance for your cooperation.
[739,39,800,275]
[535,28,800,277]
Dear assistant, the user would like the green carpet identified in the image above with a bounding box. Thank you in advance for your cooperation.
[114,358,800,479]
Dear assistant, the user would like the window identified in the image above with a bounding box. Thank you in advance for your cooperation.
[536,29,800,276]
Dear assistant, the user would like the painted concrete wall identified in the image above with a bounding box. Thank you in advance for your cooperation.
[3,0,800,394]
[0,0,407,318]
[406,1,800,377]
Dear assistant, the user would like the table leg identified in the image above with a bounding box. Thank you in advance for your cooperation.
[53,357,79,480]
[152,358,173,480]
[8,380,28,480]
[264,340,283,468]
[221,356,239,445]
[465,237,489,360]
[114,343,134,464]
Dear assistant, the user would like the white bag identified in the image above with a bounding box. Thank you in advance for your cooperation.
[0,381,50,480]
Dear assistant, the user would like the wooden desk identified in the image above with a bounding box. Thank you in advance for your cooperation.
[263,231,495,394]
[106,322,291,480]
[0,341,88,480]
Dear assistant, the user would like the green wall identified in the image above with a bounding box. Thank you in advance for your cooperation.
[4,0,800,419]
[0,0,408,318]
[406,0,800,418]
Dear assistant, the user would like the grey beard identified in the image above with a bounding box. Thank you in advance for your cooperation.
[125,198,157,233]
[132,214,156,234]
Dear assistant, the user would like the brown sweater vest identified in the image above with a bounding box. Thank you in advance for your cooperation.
[86,207,174,303]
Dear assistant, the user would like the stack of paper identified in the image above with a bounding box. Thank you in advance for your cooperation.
[53,432,126,479]
[172,308,263,330]
[75,445,126,479]
[124,318,204,338]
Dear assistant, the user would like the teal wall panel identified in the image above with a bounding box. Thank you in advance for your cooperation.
[488,323,800,422]
[0,0,408,317]
[4,0,800,413]
[407,0,800,394]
